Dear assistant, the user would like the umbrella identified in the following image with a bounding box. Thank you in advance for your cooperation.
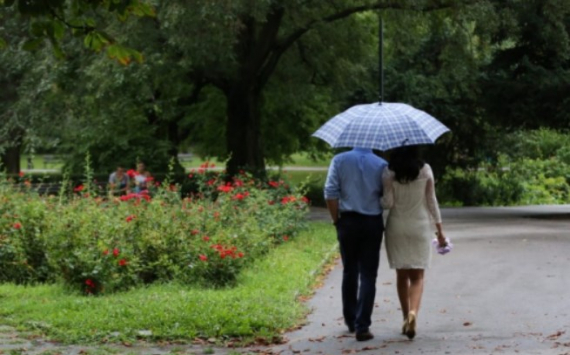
[312,19,449,151]
[312,102,450,151]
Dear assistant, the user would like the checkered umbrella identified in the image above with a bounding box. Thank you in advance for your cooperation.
[312,102,450,150]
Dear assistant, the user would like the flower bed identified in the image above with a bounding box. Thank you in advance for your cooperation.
[0,169,309,293]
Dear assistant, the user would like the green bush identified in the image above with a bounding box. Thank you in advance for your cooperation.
[438,155,570,206]
[438,129,570,206]
[0,170,309,293]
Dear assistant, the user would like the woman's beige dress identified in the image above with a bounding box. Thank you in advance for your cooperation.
[381,164,442,269]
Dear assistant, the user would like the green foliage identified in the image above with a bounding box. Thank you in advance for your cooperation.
[0,223,336,343]
[438,130,570,206]
[1,0,154,63]
[0,170,309,292]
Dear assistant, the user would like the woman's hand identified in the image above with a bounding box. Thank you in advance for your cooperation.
[436,232,447,247]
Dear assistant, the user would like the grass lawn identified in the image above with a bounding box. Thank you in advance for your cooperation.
[277,171,328,187]
[19,152,330,172]
[0,223,337,345]
[182,153,331,169]
[20,155,63,171]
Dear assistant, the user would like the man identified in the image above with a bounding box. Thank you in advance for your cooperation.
[108,166,130,195]
[324,147,387,341]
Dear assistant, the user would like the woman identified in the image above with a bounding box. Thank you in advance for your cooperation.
[381,145,447,340]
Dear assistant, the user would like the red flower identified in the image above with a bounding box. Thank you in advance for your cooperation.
[191,229,199,235]
[113,248,120,257]
[125,215,136,222]
[202,236,210,241]
[268,200,275,205]
[301,196,310,204]
[281,196,297,204]
[199,254,208,261]
[13,222,22,230]
[233,193,245,201]
[126,169,138,178]
[283,235,289,241]
[268,181,279,188]
[74,185,85,192]
[103,249,109,255]
[146,176,155,182]
[217,184,233,193]
[118,259,128,266]
[188,173,194,178]
[213,211,220,219]
[206,179,216,186]
[85,279,95,287]
[238,252,244,258]
[18,171,24,177]
[233,178,244,187]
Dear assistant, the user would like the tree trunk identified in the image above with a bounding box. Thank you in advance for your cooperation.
[225,85,265,177]
[1,136,22,175]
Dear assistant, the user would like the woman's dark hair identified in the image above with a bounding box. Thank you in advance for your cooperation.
[388,145,425,183]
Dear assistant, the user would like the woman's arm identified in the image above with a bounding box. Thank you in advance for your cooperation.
[381,167,394,209]
[424,165,446,245]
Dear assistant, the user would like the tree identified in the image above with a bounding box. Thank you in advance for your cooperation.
[160,0,479,176]
[481,0,570,131]
[0,11,33,174]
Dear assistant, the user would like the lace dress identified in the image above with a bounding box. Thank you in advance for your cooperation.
[381,164,442,269]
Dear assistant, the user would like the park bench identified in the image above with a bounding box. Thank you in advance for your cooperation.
[43,155,63,169]
[177,153,194,163]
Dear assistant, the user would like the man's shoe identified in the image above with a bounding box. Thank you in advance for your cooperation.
[347,324,355,333]
[355,330,374,341]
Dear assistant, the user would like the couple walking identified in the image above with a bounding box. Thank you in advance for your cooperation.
[324,146,447,341]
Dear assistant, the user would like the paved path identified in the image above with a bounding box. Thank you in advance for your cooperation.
[256,205,570,355]
[1,205,569,355]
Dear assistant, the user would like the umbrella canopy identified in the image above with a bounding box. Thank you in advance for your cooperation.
[312,102,450,151]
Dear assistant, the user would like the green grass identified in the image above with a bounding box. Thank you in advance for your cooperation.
[0,223,337,345]
[283,153,331,168]
[182,153,331,169]
[19,153,330,172]
[20,155,63,171]
[278,171,327,187]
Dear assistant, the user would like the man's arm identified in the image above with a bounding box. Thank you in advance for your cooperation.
[324,157,341,225]
[326,199,340,225]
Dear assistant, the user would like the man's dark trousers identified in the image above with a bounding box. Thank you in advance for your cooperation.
[336,212,384,333]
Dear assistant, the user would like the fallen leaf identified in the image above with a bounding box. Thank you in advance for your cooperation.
[463,322,472,326]
[546,331,566,340]
[309,336,326,342]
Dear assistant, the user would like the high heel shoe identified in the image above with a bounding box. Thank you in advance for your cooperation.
[406,311,417,340]
[402,318,408,335]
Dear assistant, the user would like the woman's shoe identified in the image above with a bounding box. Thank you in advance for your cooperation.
[406,311,417,340]
[402,318,408,335]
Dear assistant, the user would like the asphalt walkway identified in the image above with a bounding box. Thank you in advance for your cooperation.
[258,205,570,355]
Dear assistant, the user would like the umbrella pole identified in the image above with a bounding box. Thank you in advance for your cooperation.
[379,17,384,105]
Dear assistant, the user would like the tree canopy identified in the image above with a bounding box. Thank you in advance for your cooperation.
[1,0,569,176]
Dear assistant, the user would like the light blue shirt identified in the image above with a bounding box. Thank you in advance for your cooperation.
[324,148,387,216]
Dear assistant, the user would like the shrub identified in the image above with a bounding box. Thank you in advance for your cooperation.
[0,169,309,293]
[438,154,570,206]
